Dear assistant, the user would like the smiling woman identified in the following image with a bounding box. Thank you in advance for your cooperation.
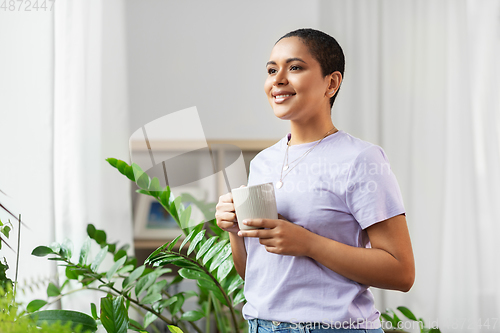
[216,28,414,333]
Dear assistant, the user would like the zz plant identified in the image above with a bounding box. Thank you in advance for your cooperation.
[30,158,246,333]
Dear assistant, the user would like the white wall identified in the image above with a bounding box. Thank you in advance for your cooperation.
[0,10,56,302]
[125,0,321,141]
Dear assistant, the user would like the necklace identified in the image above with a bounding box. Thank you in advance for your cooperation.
[276,126,337,189]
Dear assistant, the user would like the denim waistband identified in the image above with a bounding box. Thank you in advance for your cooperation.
[249,318,384,333]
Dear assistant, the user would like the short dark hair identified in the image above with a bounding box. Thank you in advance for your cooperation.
[276,28,345,109]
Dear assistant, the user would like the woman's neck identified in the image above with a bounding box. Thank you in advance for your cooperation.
[288,120,337,146]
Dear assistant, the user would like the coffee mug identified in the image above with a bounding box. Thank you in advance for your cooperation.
[231,182,278,230]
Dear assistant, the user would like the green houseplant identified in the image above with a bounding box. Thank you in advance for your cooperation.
[29,158,246,333]
[381,306,441,333]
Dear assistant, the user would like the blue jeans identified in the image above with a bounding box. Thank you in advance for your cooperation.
[248,319,385,333]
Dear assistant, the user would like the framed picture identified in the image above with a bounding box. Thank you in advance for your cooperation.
[134,187,206,240]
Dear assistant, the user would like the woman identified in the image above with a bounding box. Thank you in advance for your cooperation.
[215,28,415,333]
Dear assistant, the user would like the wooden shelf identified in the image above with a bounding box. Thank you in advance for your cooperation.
[130,139,279,151]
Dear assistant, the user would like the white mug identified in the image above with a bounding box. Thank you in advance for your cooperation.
[231,182,278,230]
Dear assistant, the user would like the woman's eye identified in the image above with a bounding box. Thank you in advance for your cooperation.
[290,65,301,71]
[267,68,277,74]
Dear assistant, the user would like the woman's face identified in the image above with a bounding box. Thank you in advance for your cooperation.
[264,36,332,121]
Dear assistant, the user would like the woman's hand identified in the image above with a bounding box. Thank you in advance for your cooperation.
[215,185,244,234]
[237,215,315,257]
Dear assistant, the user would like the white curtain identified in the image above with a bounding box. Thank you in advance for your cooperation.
[53,0,133,312]
[320,0,500,330]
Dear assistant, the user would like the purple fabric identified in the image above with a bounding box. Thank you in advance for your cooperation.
[242,130,406,328]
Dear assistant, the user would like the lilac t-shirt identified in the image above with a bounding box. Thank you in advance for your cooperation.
[242,130,406,328]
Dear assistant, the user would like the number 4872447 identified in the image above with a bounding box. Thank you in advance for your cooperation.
[1,0,55,11]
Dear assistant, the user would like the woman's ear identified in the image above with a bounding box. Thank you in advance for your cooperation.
[326,71,342,96]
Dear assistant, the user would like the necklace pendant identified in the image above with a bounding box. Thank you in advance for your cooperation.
[283,165,289,171]
[276,181,283,189]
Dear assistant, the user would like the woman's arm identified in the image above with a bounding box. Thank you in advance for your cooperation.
[238,213,415,292]
[228,232,247,280]
[307,214,414,291]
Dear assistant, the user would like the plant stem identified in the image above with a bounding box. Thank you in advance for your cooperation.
[206,293,212,333]
[13,214,21,301]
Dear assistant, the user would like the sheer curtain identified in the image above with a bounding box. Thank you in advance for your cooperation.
[53,0,133,311]
[320,0,500,330]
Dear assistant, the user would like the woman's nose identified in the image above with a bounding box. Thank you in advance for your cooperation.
[273,70,288,86]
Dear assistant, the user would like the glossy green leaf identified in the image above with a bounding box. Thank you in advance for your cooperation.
[59,238,73,260]
[397,306,418,321]
[123,265,146,289]
[167,326,184,333]
[145,243,170,264]
[136,171,150,190]
[216,257,233,282]
[202,240,228,265]
[135,273,156,298]
[116,160,129,177]
[168,234,183,251]
[187,229,206,255]
[226,274,244,294]
[100,296,128,333]
[47,282,60,297]
[209,243,232,272]
[91,245,109,272]
[196,236,218,260]
[381,313,394,325]
[196,278,219,292]
[169,199,180,222]
[128,318,145,331]
[131,163,145,181]
[114,249,127,262]
[26,299,47,312]
[79,236,91,266]
[94,230,107,245]
[87,224,96,238]
[28,309,98,332]
[149,177,161,193]
[169,293,185,316]
[116,264,134,275]
[107,158,118,167]
[1,225,10,238]
[106,256,127,280]
[143,312,157,329]
[147,279,168,295]
[31,246,54,257]
[155,296,178,312]
[49,241,61,253]
[65,266,79,280]
[136,189,150,196]
[141,293,162,305]
[91,303,98,319]
[108,243,116,253]
[180,310,204,322]
[160,186,171,208]
[198,280,227,306]
[232,288,245,306]
[180,205,192,229]
[179,227,198,252]
[178,268,211,282]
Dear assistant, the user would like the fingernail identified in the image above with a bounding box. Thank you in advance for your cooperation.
[242,220,248,224]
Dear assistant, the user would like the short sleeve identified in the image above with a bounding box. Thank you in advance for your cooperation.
[345,145,406,229]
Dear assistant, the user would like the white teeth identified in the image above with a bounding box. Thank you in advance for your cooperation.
[275,94,293,98]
